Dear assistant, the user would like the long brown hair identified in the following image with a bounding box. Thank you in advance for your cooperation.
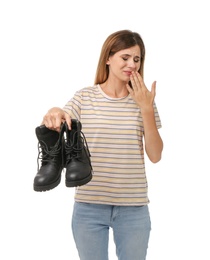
[94,30,146,85]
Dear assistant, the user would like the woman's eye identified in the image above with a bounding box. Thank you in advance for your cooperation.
[122,57,140,62]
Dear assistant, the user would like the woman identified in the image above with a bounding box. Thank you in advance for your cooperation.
[42,29,163,260]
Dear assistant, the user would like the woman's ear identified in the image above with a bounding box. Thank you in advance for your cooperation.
[106,58,110,65]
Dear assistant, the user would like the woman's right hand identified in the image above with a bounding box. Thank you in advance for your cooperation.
[42,107,71,132]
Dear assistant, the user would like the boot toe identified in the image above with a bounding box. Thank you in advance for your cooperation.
[33,166,62,191]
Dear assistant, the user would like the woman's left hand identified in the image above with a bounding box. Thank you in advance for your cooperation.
[126,71,156,111]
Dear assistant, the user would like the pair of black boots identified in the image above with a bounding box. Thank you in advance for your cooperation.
[33,119,92,192]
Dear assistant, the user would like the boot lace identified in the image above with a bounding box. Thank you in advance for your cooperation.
[65,130,91,165]
[37,140,61,171]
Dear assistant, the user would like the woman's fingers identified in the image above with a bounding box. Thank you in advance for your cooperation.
[42,107,70,131]
[128,71,157,108]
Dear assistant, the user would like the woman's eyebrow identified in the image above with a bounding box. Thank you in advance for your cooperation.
[121,54,140,58]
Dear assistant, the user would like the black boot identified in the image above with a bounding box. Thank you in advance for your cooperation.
[65,120,92,187]
[33,124,65,191]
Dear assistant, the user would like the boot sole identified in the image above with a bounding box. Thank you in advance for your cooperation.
[65,172,92,187]
[34,176,61,192]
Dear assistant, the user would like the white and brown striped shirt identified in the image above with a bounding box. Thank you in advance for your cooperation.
[63,84,162,206]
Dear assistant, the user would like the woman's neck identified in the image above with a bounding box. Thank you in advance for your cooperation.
[100,81,129,98]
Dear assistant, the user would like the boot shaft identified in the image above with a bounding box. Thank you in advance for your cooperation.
[64,120,91,165]
[36,124,65,168]
[36,125,59,147]
[65,119,82,146]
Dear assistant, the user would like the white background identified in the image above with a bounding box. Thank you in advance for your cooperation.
[1,0,210,259]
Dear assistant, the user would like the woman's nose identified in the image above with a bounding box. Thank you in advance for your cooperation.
[128,60,136,68]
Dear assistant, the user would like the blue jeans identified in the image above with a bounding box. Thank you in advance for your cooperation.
[72,202,151,260]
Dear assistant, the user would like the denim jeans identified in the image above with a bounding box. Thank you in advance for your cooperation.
[72,202,151,260]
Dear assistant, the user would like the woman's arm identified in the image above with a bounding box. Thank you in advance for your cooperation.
[141,107,163,163]
[127,71,163,163]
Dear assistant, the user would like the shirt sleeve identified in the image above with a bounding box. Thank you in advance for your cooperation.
[153,102,162,129]
[63,90,82,120]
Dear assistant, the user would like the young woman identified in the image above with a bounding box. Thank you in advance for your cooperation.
[42,29,163,260]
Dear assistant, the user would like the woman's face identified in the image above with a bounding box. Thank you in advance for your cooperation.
[106,45,141,83]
